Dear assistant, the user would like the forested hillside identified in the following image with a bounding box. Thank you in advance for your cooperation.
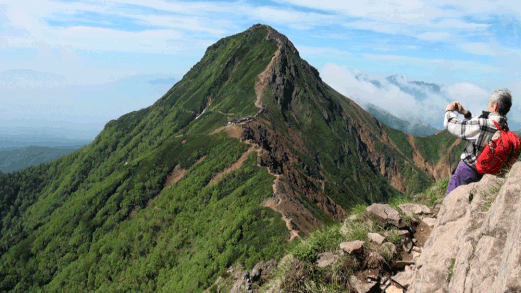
[0,25,463,292]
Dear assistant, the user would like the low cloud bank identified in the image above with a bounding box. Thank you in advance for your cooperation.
[320,63,520,130]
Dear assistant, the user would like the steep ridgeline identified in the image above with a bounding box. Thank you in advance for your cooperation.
[0,25,462,292]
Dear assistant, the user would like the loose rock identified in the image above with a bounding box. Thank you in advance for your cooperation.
[340,240,365,254]
[392,270,414,289]
[381,242,397,258]
[251,260,277,282]
[366,204,406,228]
[349,275,378,293]
[316,252,337,268]
[368,232,386,244]
[398,203,431,218]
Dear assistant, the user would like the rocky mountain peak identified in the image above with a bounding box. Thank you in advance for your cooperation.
[0,24,467,293]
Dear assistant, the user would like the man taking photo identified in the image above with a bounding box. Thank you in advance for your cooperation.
[444,89,518,197]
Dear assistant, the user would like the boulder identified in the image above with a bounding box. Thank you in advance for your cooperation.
[392,269,413,289]
[409,162,521,293]
[366,204,406,228]
[368,232,386,244]
[349,275,377,293]
[397,229,410,237]
[316,252,337,268]
[340,240,365,254]
[398,203,431,218]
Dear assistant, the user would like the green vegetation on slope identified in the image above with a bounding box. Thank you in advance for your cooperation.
[415,130,466,166]
[0,26,289,293]
[0,24,465,293]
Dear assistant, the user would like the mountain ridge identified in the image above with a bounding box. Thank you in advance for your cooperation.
[0,24,464,292]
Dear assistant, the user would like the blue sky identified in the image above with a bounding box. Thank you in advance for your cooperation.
[1,0,521,138]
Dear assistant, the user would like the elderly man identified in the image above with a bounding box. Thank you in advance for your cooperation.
[444,89,512,197]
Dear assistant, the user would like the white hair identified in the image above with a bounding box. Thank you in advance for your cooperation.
[489,89,512,115]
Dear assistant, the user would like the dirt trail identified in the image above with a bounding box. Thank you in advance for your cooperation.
[211,123,303,240]
[208,147,257,185]
[251,40,305,240]
[147,156,206,206]
[254,45,280,108]
[208,38,305,239]
[254,31,282,109]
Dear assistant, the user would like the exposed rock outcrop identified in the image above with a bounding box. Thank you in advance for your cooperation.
[409,162,521,293]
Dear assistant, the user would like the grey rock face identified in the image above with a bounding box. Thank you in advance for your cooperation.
[409,162,521,293]
[366,203,406,228]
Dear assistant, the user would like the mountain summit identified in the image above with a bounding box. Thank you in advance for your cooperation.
[0,25,462,292]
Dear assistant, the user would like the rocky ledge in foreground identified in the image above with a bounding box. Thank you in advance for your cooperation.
[409,161,521,293]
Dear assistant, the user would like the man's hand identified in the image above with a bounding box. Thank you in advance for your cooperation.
[456,102,467,115]
[446,101,468,115]
[446,101,457,111]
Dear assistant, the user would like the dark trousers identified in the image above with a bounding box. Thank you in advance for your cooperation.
[445,160,482,197]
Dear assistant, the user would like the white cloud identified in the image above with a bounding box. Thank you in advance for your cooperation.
[443,82,490,115]
[361,53,502,74]
[343,20,409,35]
[457,42,497,56]
[3,26,190,54]
[417,32,451,41]
[319,62,499,128]
[320,63,432,120]
[278,0,443,25]
[296,45,354,57]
